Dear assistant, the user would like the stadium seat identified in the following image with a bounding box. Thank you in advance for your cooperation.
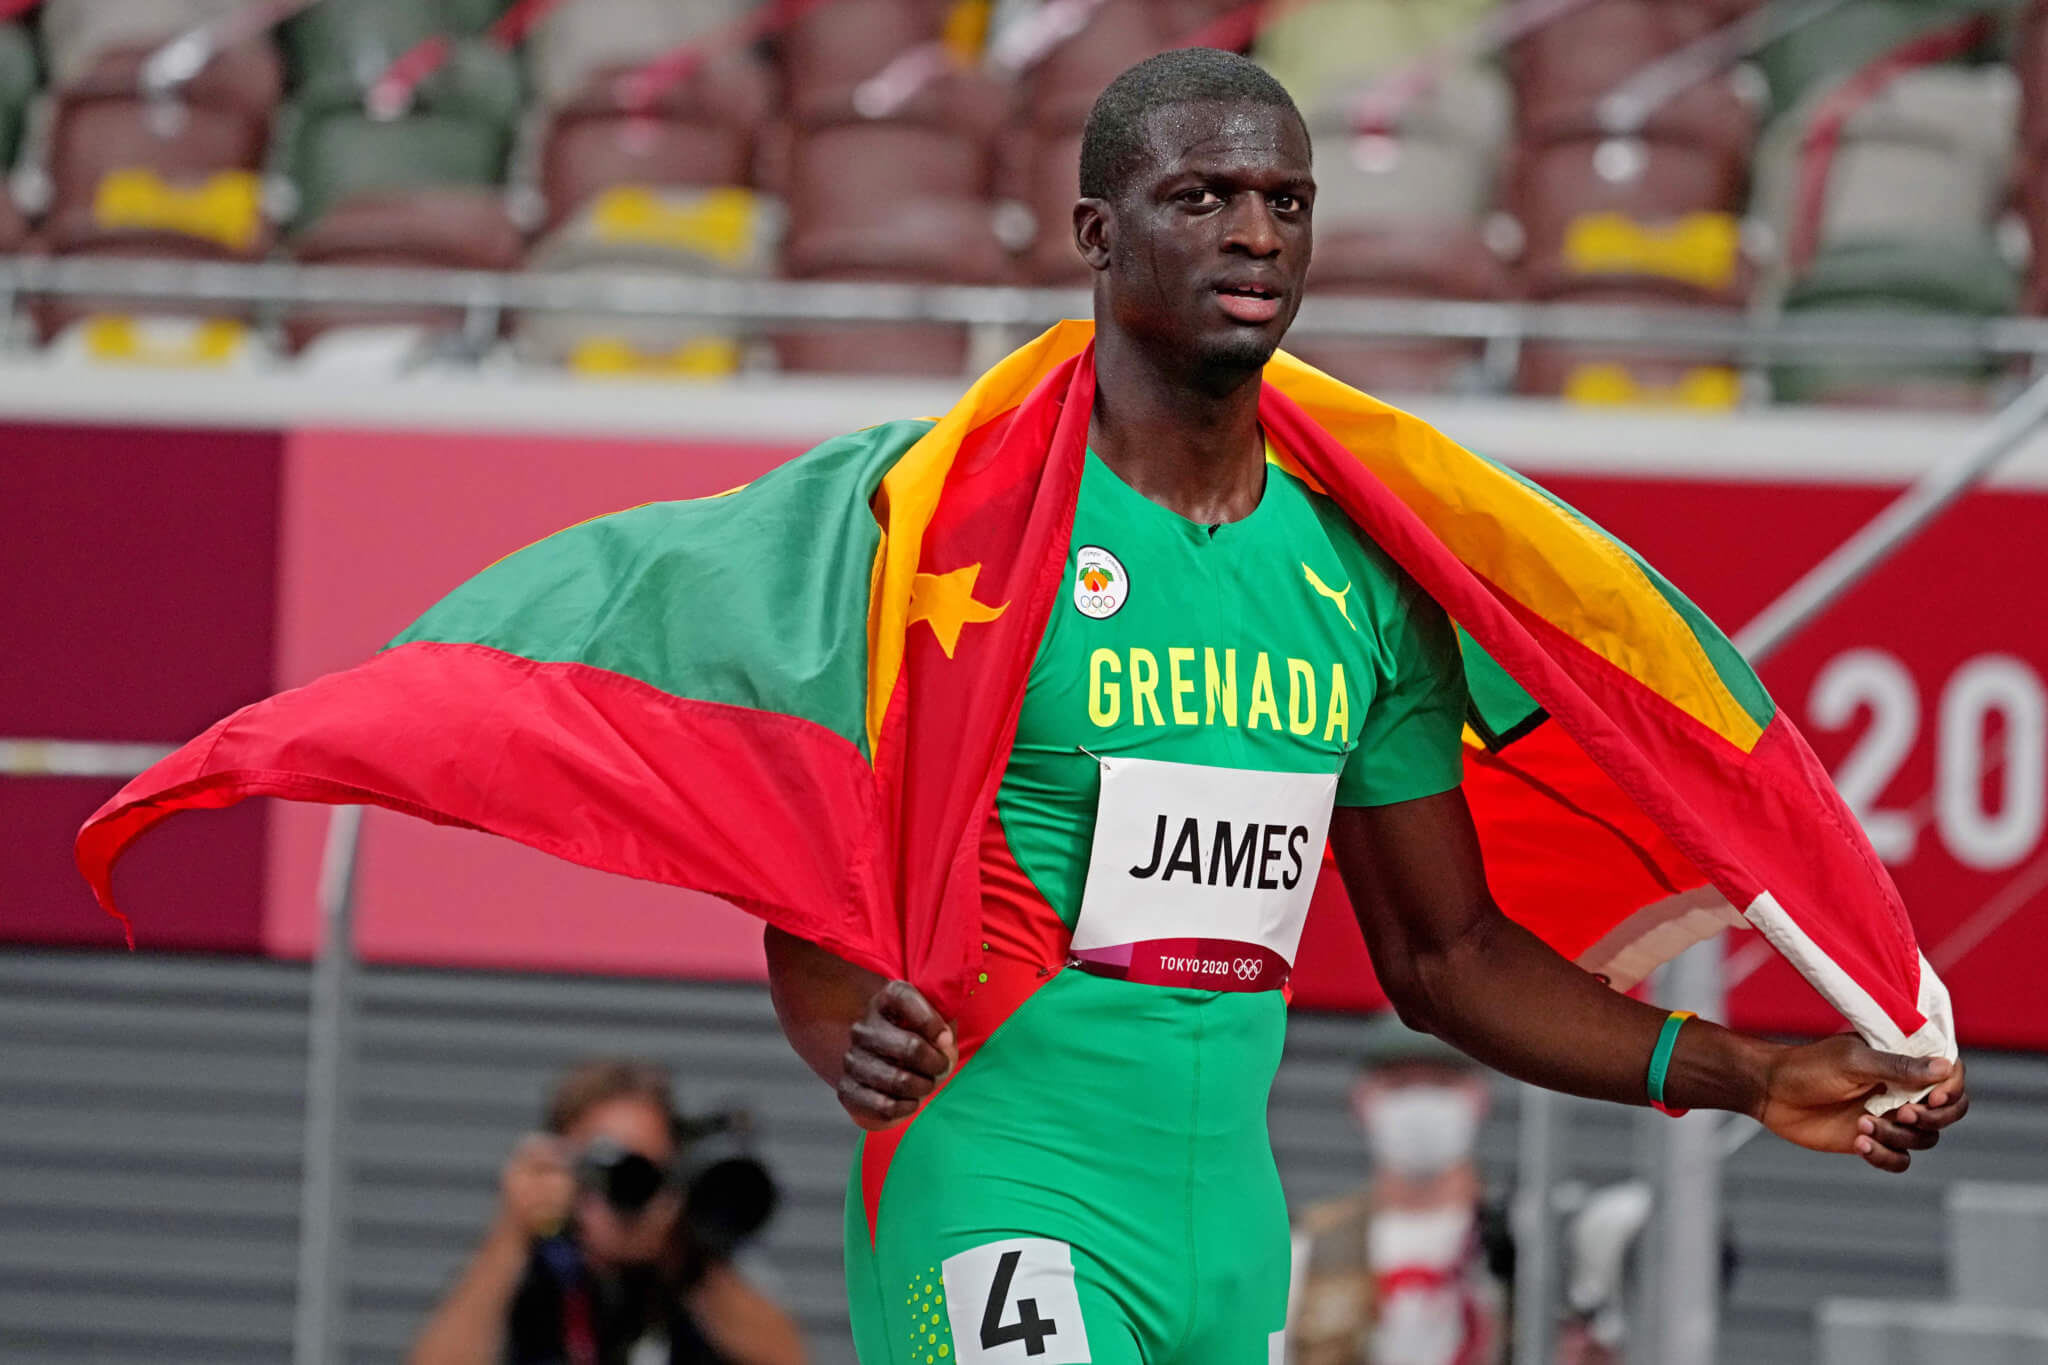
[1516,281,1743,407]
[1508,131,1751,304]
[527,0,748,110]
[1750,65,2016,279]
[282,185,525,352]
[1016,127,1086,283]
[1771,241,2016,408]
[40,0,244,90]
[1307,64,1510,232]
[1291,223,1512,395]
[40,23,280,259]
[1508,0,1717,126]
[1754,0,1997,118]
[283,0,514,100]
[1253,0,1498,117]
[534,44,775,228]
[288,105,512,229]
[515,185,780,375]
[780,0,948,124]
[776,196,1014,374]
[0,24,41,175]
[1020,0,1175,133]
[47,313,267,369]
[785,118,992,231]
[31,232,260,352]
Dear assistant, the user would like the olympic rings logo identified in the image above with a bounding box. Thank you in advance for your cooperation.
[1078,593,1118,611]
[1234,958,1262,982]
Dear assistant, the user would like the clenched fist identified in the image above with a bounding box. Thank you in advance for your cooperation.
[837,980,958,1130]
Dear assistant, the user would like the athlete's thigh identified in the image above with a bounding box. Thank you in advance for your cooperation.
[844,1142,1149,1365]
[1170,1152,1291,1365]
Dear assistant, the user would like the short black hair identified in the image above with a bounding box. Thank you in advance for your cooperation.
[1078,48,1306,202]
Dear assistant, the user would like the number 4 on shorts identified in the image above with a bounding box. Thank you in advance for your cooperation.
[941,1238,1091,1365]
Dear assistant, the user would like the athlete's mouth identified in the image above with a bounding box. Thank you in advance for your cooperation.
[1213,283,1284,324]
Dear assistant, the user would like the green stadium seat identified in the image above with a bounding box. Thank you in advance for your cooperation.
[0,23,39,171]
[288,106,511,228]
[285,0,522,124]
[1751,65,2016,280]
[1772,242,2018,406]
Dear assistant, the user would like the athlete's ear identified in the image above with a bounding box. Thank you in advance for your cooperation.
[1074,197,1112,272]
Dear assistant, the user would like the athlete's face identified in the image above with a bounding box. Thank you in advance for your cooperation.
[1079,99,1314,383]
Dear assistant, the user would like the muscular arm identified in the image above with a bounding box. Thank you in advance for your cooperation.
[1331,789,1967,1170]
[762,927,955,1129]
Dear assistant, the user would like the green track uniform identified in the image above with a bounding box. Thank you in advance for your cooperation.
[845,448,1469,1365]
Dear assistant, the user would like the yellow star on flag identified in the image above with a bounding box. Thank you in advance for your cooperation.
[909,563,1007,658]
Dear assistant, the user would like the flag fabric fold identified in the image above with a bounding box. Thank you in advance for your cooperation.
[78,320,1954,1095]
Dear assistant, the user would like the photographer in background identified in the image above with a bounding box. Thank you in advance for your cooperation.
[409,1058,806,1365]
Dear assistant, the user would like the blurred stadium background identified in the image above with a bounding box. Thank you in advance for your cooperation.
[4,0,2048,1362]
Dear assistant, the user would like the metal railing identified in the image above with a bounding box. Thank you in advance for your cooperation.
[3,254,2045,366]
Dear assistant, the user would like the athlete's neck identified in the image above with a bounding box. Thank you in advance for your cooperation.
[1087,324,1267,527]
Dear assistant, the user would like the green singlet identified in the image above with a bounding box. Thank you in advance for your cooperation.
[845,447,1469,1365]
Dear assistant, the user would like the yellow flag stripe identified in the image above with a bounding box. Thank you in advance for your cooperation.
[865,321,1093,755]
[1264,349,1764,752]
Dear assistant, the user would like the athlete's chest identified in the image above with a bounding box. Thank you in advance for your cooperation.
[1017,467,1388,770]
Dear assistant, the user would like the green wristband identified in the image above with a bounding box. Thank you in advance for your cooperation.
[1648,1010,1695,1116]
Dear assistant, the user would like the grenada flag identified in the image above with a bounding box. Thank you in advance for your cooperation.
[77,320,1955,1096]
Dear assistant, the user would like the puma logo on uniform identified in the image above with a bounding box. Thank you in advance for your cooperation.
[1302,563,1355,631]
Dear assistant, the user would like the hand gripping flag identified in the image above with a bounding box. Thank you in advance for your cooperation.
[78,321,1955,1102]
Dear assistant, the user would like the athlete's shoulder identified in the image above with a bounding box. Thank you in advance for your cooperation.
[1274,466,1403,579]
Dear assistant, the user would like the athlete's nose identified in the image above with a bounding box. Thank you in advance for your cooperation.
[1221,193,1283,258]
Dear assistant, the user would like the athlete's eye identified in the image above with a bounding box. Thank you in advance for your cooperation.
[1269,193,1304,213]
[1181,187,1223,208]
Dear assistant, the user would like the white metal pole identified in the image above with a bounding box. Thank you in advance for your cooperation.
[1512,1083,1563,1365]
[293,804,365,1365]
[1734,366,2048,664]
[1649,939,1726,1365]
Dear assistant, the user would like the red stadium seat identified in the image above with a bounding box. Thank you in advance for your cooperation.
[31,232,257,347]
[777,196,1015,375]
[1507,132,1750,304]
[1289,224,1512,396]
[1017,128,1087,284]
[42,94,273,260]
[785,119,993,229]
[779,0,949,124]
[535,51,776,229]
[1516,284,1743,407]
[1508,0,1716,126]
[281,187,526,352]
[1020,1,1175,133]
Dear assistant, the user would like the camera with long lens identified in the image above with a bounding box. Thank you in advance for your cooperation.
[572,1109,778,1261]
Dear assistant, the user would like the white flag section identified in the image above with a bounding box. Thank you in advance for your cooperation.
[1743,891,1959,1114]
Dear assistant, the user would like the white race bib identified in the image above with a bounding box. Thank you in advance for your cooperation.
[1069,755,1338,991]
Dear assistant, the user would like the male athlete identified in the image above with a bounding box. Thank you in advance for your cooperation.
[761,49,1970,1365]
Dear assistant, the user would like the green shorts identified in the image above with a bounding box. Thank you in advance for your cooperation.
[842,968,1291,1365]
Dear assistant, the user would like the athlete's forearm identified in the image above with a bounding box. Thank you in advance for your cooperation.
[762,926,882,1087]
[1332,794,1779,1115]
[1395,907,1777,1114]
